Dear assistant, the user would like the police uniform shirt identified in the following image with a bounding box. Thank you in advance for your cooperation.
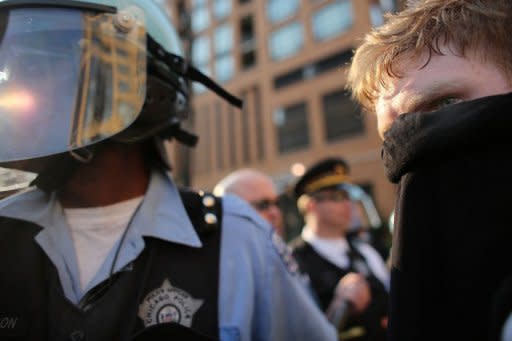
[301,226,390,291]
[502,314,512,341]
[0,169,337,341]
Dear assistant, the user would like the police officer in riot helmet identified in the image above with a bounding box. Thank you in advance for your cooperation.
[0,1,338,340]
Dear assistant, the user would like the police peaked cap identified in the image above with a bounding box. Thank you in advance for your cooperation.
[293,157,351,199]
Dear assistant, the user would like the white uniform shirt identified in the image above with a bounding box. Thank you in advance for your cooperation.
[301,226,390,290]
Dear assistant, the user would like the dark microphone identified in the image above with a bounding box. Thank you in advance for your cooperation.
[326,297,354,331]
[325,273,370,331]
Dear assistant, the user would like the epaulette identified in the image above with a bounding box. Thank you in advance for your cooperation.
[179,189,222,237]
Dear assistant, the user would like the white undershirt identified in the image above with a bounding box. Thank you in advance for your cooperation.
[64,196,143,291]
[301,227,390,290]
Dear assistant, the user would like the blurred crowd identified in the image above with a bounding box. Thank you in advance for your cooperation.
[214,156,391,340]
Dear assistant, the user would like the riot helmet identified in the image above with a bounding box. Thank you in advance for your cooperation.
[0,0,241,164]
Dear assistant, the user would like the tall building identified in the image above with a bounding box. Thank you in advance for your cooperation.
[167,0,398,238]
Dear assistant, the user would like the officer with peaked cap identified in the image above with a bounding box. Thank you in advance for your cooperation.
[0,1,337,340]
[289,157,390,341]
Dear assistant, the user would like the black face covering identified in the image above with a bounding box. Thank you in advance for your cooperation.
[383,91,512,341]
[381,92,512,183]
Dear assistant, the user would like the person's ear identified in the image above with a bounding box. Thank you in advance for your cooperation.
[305,196,316,213]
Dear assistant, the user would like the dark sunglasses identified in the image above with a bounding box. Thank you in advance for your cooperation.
[311,190,350,203]
[250,198,280,211]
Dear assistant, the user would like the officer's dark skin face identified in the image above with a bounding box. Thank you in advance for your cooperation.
[57,142,150,208]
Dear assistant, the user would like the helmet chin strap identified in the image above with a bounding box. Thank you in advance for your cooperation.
[69,148,94,163]
[148,36,243,109]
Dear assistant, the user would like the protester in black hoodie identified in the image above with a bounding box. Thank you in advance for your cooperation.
[347,1,512,340]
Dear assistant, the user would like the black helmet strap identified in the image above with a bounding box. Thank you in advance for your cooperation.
[147,36,243,110]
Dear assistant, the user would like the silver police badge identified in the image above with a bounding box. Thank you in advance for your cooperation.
[138,279,204,328]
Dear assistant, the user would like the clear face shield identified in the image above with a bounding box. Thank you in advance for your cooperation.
[0,5,146,162]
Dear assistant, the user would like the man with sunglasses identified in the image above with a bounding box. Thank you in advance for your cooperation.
[214,168,284,236]
[290,157,389,341]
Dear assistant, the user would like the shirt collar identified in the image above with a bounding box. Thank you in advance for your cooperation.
[131,169,202,248]
[0,169,203,302]
[301,226,348,247]
[301,225,350,267]
[0,168,203,248]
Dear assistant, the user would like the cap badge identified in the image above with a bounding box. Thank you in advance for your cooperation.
[334,165,345,175]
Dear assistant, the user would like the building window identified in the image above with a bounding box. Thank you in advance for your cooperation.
[214,0,231,20]
[312,0,353,41]
[214,54,234,82]
[266,0,300,23]
[241,50,256,70]
[378,0,397,12]
[369,4,385,26]
[370,0,397,26]
[322,89,364,141]
[275,102,310,153]
[214,24,233,56]
[191,5,209,33]
[269,22,304,61]
[192,35,210,66]
[273,48,354,89]
[214,24,234,82]
[191,36,211,94]
[240,15,257,70]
